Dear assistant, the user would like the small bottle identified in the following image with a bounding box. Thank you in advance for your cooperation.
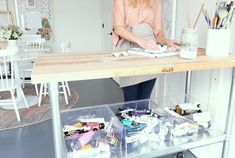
[180,28,198,59]
[78,130,95,147]
[66,130,95,151]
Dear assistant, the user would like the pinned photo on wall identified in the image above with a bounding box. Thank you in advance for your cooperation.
[27,0,36,8]
[36,17,52,41]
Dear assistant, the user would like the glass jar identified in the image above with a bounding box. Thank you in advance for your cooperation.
[180,28,198,59]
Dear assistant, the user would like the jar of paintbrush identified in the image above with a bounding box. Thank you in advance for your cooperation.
[180,4,203,59]
[204,1,234,57]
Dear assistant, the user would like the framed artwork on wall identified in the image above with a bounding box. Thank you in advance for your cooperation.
[18,0,53,41]
[26,0,36,8]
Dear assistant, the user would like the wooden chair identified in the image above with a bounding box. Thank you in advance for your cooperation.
[0,48,29,121]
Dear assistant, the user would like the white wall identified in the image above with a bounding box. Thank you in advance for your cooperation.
[229,105,235,157]
[52,0,103,52]
[231,19,235,53]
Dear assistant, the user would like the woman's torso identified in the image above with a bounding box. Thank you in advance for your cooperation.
[123,1,156,27]
[112,0,162,46]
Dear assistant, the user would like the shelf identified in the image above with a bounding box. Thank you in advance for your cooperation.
[61,99,226,158]
[159,150,197,158]
[126,129,225,158]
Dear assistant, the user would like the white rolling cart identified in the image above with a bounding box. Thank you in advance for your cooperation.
[31,49,235,158]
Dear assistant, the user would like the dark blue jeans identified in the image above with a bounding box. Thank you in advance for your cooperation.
[123,78,156,102]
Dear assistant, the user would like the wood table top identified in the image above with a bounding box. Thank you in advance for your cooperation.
[31,49,235,84]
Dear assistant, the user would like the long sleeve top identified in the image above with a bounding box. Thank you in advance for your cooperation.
[112,0,164,46]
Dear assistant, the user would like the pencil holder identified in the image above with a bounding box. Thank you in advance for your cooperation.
[206,29,231,57]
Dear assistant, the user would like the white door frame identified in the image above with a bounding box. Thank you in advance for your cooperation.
[100,0,114,51]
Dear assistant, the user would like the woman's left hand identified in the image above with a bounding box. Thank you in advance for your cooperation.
[165,39,180,50]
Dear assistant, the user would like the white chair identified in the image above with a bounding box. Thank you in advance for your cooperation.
[20,37,46,95]
[0,48,29,121]
[24,38,45,53]
[60,41,71,97]
[38,81,69,106]
[38,41,71,106]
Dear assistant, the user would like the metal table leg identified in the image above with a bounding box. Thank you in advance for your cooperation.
[222,67,235,158]
[185,71,192,102]
[49,82,65,158]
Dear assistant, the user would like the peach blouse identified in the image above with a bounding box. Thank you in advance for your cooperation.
[112,0,164,46]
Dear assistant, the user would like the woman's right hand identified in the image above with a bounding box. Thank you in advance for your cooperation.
[136,38,160,51]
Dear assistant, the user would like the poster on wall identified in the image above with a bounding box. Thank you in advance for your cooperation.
[18,0,53,41]
[27,0,36,8]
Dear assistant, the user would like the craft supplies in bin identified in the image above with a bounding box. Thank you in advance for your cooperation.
[61,105,123,158]
[108,99,171,156]
[154,95,212,138]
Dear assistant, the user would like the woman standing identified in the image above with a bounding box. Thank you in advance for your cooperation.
[112,0,179,102]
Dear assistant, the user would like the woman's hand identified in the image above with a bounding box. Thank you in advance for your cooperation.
[165,39,181,50]
[136,38,160,51]
[157,36,180,51]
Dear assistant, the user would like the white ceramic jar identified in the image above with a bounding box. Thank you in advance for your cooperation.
[206,29,231,57]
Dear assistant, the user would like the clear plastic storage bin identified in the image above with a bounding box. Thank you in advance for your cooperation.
[61,98,217,158]
[61,105,124,158]
[108,99,172,156]
[153,95,212,137]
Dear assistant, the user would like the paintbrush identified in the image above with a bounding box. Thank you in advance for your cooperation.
[193,4,205,29]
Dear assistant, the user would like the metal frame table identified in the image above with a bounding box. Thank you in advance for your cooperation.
[31,49,235,158]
